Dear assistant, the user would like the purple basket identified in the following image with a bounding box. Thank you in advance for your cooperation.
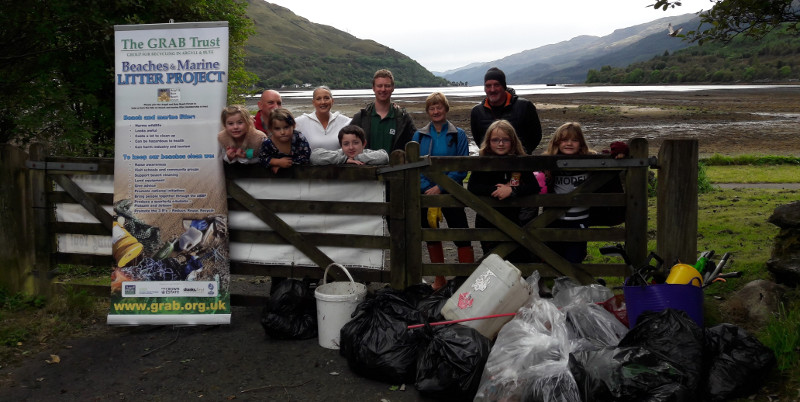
[623,279,703,328]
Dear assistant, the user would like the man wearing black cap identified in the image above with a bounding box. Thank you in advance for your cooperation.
[470,67,542,154]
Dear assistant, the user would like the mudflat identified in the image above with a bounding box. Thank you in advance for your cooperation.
[282,85,800,157]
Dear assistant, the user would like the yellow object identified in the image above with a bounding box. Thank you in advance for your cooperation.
[427,207,443,228]
[115,243,143,267]
[666,263,703,287]
[112,222,143,267]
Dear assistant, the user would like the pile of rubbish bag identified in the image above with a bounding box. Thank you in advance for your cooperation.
[261,274,776,401]
[341,274,776,401]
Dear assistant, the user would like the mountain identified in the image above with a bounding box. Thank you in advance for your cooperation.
[440,14,699,85]
[244,0,448,89]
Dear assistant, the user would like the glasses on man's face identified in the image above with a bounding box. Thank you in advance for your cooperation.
[490,138,511,144]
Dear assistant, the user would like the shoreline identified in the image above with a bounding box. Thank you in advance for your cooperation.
[265,86,799,157]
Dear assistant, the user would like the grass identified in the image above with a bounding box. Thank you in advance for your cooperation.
[0,286,107,367]
[705,165,800,183]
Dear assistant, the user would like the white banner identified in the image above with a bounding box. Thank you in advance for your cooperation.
[110,22,230,325]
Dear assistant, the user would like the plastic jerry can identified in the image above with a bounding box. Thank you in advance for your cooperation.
[441,254,533,339]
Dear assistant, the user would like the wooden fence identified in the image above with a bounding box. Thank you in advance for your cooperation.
[0,138,698,303]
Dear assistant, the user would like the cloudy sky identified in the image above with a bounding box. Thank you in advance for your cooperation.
[265,0,709,72]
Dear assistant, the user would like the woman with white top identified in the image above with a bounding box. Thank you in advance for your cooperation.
[295,86,352,150]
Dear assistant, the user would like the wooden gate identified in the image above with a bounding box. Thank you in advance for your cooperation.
[1,138,700,302]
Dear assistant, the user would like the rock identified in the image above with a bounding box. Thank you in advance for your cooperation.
[766,202,800,287]
[767,201,800,229]
[721,279,787,331]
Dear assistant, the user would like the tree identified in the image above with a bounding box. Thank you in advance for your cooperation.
[0,0,255,157]
[651,0,800,44]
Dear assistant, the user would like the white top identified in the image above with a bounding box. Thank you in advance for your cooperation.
[294,111,352,151]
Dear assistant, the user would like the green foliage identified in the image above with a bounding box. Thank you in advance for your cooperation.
[243,0,449,90]
[63,287,97,316]
[697,161,716,194]
[703,154,800,166]
[0,0,255,157]
[585,25,800,84]
[0,288,46,311]
[651,0,800,44]
[759,302,800,372]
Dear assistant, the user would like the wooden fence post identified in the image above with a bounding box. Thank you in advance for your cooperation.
[388,150,408,289]
[625,138,650,268]
[0,144,36,293]
[404,142,423,287]
[657,139,698,266]
[29,143,54,296]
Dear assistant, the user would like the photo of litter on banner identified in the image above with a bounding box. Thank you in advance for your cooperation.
[111,21,230,325]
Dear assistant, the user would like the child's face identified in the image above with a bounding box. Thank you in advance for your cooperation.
[488,129,512,155]
[270,119,294,144]
[225,114,247,140]
[558,136,581,155]
[340,133,365,159]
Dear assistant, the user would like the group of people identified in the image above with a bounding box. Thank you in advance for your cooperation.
[217,67,624,286]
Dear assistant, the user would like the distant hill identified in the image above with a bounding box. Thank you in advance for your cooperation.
[244,0,448,90]
[585,24,800,84]
[440,14,698,85]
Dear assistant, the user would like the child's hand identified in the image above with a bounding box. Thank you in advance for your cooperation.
[424,186,442,195]
[346,158,364,165]
[492,184,513,200]
[226,146,239,160]
[272,157,293,168]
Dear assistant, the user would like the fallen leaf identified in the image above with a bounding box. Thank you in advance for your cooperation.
[46,354,61,364]
[399,384,406,391]
[389,385,399,391]
[36,377,45,382]
[329,371,339,376]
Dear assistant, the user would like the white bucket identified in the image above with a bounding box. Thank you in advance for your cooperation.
[314,263,367,349]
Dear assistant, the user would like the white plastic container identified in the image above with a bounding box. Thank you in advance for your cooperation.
[315,263,367,349]
[441,254,532,339]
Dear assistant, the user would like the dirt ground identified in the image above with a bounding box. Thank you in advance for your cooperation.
[1,86,799,401]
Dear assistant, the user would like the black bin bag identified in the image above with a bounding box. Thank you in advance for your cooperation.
[704,323,776,401]
[339,289,424,384]
[260,278,317,340]
[618,308,705,393]
[415,280,457,322]
[415,324,491,401]
[569,346,691,402]
[569,308,705,401]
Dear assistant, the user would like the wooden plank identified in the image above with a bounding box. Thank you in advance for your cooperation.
[55,252,113,267]
[625,138,650,267]
[657,139,698,266]
[50,174,115,230]
[52,222,109,236]
[231,262,388,282]
[30,144,54,294]
[229,230,390,249]
[44,156,114,174]
[403,142,423,287]
[49,191,114,205]
[388,150,408,289]
[225,179,336,277]
[225,163,383,181]
[227,198,390,215]
[423,227,626,242]
[420,262,628,278]
[421,192,626,209]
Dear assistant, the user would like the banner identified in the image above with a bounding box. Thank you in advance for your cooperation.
[111,22,230,325]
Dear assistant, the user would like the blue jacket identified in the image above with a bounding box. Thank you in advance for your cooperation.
[412,120,469,192]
